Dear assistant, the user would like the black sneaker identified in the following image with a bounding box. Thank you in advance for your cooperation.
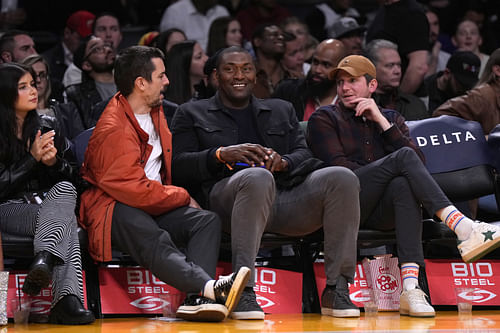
[230,287,265,320]
[321,276,360,318]
[176,295,228,322]
[213,266,251,314]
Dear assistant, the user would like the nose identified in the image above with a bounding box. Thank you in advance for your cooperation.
[297,51,305,62]
[163,75,169,86]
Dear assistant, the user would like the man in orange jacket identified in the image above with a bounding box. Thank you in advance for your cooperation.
[79,45,249,322]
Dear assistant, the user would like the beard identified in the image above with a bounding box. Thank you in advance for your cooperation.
[305,72,335,99]
[91,61,114,74]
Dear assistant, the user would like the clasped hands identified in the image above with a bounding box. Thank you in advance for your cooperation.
[30,130,57,166]
[218,143,288,173]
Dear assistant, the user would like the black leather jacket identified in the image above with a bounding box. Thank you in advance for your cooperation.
[0,115,78,202]
[65,73,103,129]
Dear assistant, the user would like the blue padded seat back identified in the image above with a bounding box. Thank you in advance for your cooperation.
[406,115,493,174]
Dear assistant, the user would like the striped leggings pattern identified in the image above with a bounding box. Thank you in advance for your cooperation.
[0,181,84,307]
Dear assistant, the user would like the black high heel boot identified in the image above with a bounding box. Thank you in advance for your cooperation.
[22,250,56,296]
[48,295,95,325]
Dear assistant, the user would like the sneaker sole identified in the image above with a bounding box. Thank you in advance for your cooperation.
[225,267,251,314]
[400,308,435,317]
[321,307,360,317]
[230,310,265,320]
[460,237,500,263]
[176,304,228,322]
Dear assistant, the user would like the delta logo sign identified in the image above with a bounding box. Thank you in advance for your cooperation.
[425,259,500,305]
[6,271,87,318]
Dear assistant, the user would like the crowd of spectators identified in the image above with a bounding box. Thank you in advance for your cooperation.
[1,0,500,325]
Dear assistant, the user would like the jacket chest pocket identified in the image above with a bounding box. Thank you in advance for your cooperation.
[193,123,236,148]
[264,124,291,153]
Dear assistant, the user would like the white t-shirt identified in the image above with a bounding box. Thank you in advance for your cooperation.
[134,113,163,183]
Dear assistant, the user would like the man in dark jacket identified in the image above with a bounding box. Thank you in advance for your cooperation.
[43,10,95,102]
[273,38,346,121]
[65,36,116,129]
[172,46,361,320]
[365,39,429,120]
[425,51,480,114]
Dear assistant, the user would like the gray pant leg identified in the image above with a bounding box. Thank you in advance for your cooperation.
[209,167,275,287]
[111,203,214,293]
[267,167,360,285]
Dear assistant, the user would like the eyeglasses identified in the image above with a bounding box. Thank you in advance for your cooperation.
[34,71,48,81]
[84,44,111,61]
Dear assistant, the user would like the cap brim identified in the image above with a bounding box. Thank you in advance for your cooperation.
[455,73,478,90]
[336,27,366,39]
[328,67,366,80]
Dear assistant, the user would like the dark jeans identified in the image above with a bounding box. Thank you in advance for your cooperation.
[111,203,221,293]
[355,147,451,265]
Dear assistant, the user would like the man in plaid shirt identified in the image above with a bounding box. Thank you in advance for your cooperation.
[307,55,500,318]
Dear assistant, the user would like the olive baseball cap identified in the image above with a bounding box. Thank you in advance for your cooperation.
[328,55,377,80]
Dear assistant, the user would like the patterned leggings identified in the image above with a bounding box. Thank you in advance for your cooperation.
[0,181,84,307]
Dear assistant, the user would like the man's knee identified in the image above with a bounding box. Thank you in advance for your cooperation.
[395,146,420,162]
[195,209,221,232]
[319,166,360,193]
[232,167,275,194]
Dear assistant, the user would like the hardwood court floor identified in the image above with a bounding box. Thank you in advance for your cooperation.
[4,311,500,332]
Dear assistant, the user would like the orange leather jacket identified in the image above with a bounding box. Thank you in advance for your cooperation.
[79,93,190,262]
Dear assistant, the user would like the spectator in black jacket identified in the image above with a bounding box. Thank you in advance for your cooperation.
[43,10,96,102]
[273,38,346,121]
[65,36,116,129]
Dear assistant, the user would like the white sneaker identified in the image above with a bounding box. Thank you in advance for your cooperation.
[458,222,500,263]
[399,288,435,317]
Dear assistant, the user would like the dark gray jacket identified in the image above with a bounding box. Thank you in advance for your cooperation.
[171,93,311,205]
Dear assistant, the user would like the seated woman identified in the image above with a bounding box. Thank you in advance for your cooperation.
[165,40,208,104]
[21,54,84,140]
[206,16,243,56]
[0,63,94,325]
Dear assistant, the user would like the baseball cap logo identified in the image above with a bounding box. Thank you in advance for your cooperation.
[462,63,478,73]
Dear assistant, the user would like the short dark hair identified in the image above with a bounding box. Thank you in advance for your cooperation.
[92,12,121,33]
[215,46,253,70]
[0,29,31,54]
[114,46,164,97]
[251,23,279,51]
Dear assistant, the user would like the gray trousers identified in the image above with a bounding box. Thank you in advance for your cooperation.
[209,166,360,286]
[111,203,221,293]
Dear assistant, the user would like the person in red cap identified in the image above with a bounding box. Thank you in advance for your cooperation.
[43,10,96,102]
[308,54,500,318]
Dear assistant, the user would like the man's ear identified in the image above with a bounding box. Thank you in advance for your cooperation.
[253,37,262,49]
[492,64,500,78]
[82,60,92,72]
[368,78,378,93]
[134,76,146,91]
[1,51,12,63]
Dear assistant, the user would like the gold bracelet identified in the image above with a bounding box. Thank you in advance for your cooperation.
[216,147,233,170]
